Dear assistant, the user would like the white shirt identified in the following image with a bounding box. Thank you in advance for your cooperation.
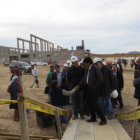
[86,64,93,84]
[32,67,38,77]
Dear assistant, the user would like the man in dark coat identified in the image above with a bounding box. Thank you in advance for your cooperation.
[67,56,85,120]
[117,60,123,73]
[112,64,124,109]
[133,65,140,123]
[132,58,140,79]
[79,57,107,125]
[94,58,114,119]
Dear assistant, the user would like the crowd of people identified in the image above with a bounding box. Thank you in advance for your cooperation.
[7,56,140,128]
[45,56,125,126]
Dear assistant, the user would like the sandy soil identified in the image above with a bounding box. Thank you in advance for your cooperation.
[0,65,57,139]
[0,64,140,139]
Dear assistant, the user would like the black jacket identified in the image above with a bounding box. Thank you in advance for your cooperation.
[79,64,103,88]
[112,70,124,91]
[118,64,123,73]
[134,63,140,79]
[67,66,84,90]
[50,88,69,106]
[134,77,140,99]
[100,65,114,96]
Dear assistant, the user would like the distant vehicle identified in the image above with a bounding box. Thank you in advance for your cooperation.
[9,61,31,74]
[3,60,10,66]
[31,61,48,66]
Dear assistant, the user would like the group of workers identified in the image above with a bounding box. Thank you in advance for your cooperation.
[7,56,140,128]
[45,56,125,126]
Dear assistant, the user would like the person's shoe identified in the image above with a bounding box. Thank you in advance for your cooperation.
[72,116,78,120]
[36,85,39,88]
[80,116,85,120]
[99,120,107,125]
[87,119,97,122]
[108,116,114,120]
[30,86,33,88]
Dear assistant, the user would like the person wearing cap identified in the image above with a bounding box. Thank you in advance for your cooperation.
[112,63,124,109]
[7,76,23,121]
[67,60,72,68]
[67,56,85,120]
[79,57,107,125]
[94,58,114,120]
[31,65,39,88]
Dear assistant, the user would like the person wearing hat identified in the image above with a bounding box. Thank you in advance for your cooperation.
[94,58,114,120]
[112,63,124,109]
[31,65,39,88]
[7,76,23,121]
[67,56,85,120]
[79,57,107,125]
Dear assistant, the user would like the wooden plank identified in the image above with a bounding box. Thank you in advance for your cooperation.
[0,132,54,139]
[75,120,94,140]
[110,119,131,140]
[93,120,118,140]
[55,109,63,139]
[18,99,29,140]
[62,120,79,140]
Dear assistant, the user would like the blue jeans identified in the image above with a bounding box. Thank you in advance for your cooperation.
[59,106,69,124]
[98,96,114,117]
[71,90,84,117]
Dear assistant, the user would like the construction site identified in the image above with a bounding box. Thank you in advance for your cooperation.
[0,34,87,64]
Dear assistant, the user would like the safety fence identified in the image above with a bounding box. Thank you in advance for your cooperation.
[0,95,72,140]
[0,96,140,140]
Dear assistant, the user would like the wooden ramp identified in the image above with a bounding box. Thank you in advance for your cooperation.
[62,119,131,140]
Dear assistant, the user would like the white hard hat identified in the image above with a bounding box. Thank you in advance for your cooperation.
[93,58,102,64]
[111,90,118,98]
[64,64,69,67]
[70,56,78,63]
[102,62,107,65]
[67,60,71,64]
[117,64,120,68]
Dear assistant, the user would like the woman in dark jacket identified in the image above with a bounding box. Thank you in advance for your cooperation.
[7,76,23,121]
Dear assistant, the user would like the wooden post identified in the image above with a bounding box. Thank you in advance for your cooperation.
[55,109,62,139]
[133,120,137,140]
[18,95,30,140]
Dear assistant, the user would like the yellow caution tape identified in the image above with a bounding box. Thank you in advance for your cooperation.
[0,99,71,116]
[0,100,18,105]
[25,98,71,116]
[116,110,140,120]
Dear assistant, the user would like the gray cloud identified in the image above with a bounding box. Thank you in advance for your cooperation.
[0,0,140,53]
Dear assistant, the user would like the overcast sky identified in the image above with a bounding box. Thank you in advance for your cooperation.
[0,0,140,54]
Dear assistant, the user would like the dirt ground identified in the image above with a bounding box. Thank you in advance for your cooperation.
[0,65,57,139]
[0,64,140,139]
